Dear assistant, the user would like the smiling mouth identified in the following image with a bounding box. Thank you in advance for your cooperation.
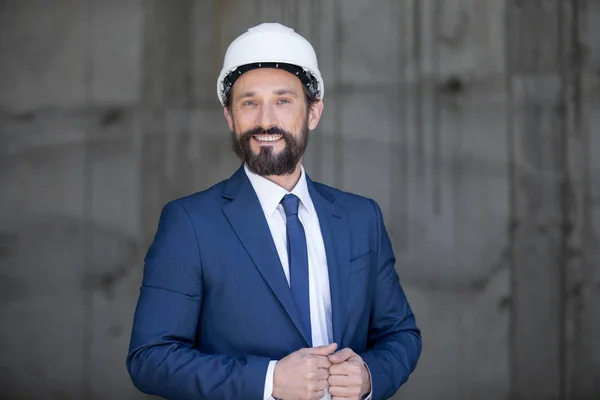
[253,134,283,143]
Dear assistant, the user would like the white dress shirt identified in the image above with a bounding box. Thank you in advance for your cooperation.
[243,164,334,400]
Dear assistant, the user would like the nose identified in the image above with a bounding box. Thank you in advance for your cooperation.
[258,102,278,130]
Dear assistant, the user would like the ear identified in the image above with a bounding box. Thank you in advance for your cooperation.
[307,100,324,131]
[223,107,234,132]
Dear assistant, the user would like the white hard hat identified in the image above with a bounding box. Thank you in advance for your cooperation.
[217,22,324,106]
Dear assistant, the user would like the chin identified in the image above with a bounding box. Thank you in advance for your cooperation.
[254,144,284,155]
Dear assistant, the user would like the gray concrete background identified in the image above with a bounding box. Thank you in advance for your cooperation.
[0,1,598,399]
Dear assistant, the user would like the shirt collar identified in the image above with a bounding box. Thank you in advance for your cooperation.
[244,164,315,218]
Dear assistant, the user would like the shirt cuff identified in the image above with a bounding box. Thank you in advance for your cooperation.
[263,360,278,400]
[362,361,373,400]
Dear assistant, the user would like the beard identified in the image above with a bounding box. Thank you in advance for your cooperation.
[231,118,310,176]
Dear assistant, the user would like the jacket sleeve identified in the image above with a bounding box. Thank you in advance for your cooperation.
[359,199,422,400]
[126,200,270,400]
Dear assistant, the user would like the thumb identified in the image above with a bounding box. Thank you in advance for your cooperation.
[328,347,356,363]
[304,342,338,356]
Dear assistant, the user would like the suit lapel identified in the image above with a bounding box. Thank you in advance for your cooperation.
[221,166,312,345]
[307,178,351,346]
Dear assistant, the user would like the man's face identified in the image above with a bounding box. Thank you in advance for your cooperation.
[224,68,323,176]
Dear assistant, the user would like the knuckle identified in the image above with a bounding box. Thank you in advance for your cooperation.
[303,386,316,400]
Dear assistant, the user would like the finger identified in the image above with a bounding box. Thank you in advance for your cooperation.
[328,347,356,364]
[317,367,330,381]
[328,373,362,387]
[329,384,360,398]
[315,377,329,391]
[304,342,338,356]
[329,360,362,376]
[312,390,325,400]
[316,355,332,369]
[329,362,348,376]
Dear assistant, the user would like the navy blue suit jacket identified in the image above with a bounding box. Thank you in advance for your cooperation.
[126,165,421,400]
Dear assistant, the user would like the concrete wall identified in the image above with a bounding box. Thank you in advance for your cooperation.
[0,1,598,399]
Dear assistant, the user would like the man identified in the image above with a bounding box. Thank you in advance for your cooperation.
[126,22,421,400]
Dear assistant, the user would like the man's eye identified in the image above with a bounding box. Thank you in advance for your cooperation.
[278,99,290,104]
[242,100,257,106]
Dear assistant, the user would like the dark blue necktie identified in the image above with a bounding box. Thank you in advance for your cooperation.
[281,194,312,345]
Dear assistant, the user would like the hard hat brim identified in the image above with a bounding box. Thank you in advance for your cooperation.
[218,62,321,106]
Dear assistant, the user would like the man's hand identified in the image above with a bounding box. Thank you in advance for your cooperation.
[272,342,338,400]
[328,348,371,400]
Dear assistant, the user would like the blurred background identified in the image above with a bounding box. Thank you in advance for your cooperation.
[0,0,599,399]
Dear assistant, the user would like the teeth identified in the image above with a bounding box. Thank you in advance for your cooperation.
[255,135,282,142]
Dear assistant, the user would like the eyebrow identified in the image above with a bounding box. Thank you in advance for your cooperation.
[273,88,298,97]
[235,88,299,101]
[236,91,256,100]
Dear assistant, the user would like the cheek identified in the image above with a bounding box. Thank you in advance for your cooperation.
[233,120,245,134]
[277,108,306,130]
[231,109,258,130]
[233,116,254,134]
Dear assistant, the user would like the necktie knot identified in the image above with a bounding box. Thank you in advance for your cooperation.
[281,194,300,217]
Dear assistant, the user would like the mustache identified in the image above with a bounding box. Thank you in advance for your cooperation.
[240,126,292,138]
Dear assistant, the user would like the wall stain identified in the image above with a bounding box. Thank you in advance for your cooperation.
[99,109,122,128]
[439,76,465,95]
[498,296,512,311]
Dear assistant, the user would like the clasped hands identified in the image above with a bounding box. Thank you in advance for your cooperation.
[272,343,371,400]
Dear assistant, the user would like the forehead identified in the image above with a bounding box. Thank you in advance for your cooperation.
[232,68,304,95]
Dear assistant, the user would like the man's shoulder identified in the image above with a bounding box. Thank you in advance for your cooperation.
[164,178,228,213]
[311,180,378,212]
